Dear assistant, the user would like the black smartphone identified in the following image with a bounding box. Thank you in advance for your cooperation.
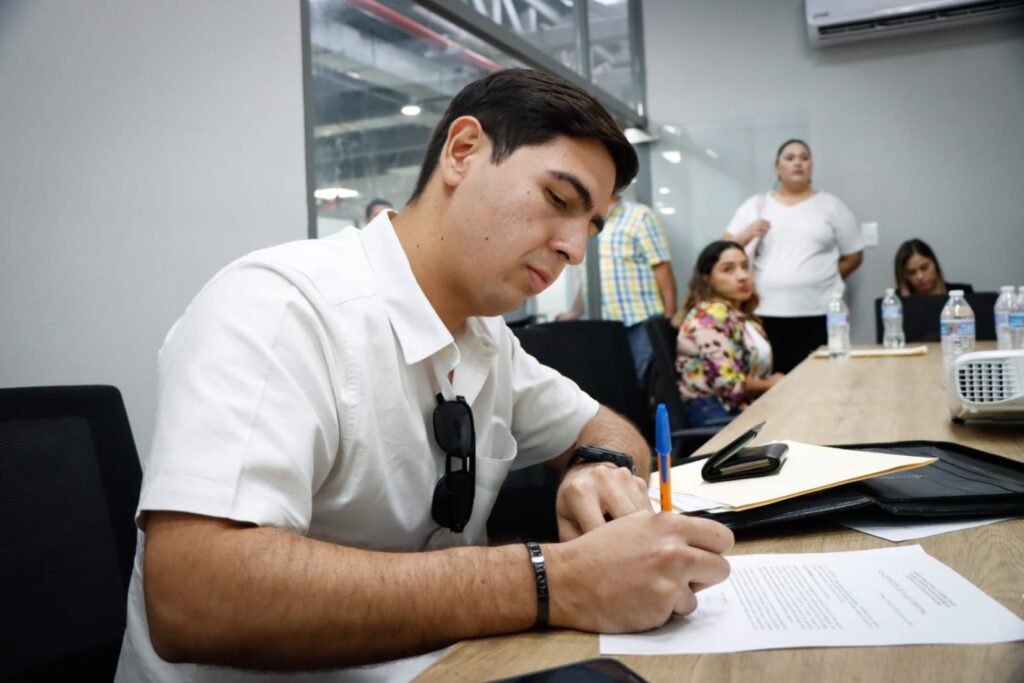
[488,657,649,683]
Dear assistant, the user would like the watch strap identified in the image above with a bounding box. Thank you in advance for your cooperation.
[567,446,637,474]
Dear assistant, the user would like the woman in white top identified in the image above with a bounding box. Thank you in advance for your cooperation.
[724,139,864,372]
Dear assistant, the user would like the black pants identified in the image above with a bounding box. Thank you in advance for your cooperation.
[761,315,827,374]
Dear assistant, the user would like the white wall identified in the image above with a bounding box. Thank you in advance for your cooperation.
[642,1,1024,342]
[0,1,309,455]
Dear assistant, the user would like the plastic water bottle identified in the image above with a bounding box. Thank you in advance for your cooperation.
[995,285,1015,350]
[1012,286,1024,350]
[881,287,905,349]
[940,290,975,380]
[826,290,851,361]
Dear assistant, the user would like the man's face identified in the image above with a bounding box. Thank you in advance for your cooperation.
[443,134,617,318]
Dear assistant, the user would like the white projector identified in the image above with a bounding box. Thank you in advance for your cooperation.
[947,350,1024,422]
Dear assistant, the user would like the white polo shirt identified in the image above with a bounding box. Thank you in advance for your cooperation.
[726,192,863,317]
[116,213,599,682]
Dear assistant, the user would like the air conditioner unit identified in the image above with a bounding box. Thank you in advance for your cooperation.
[806,0,1024,47]
[946,349,1024,422]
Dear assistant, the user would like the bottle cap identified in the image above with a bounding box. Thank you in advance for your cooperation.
[949,290,964,297]
[885,287,894,295]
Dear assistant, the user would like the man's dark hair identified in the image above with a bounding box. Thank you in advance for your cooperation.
[409,68,638,202]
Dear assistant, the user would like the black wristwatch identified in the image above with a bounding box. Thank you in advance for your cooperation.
[567,445,637,474]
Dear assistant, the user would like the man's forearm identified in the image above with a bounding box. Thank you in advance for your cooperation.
[145,512,536,670]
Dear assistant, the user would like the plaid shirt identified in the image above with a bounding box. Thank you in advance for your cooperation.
[599,200,672,326]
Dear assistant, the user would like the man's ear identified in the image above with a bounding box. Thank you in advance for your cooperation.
[438,116,487,189]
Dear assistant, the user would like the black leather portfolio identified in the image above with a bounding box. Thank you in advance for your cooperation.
[690,441,1024,532]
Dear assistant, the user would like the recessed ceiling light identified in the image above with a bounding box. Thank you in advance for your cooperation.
[623,127,655,144]
[401,105,421,116]
[704,148,719,159]
[658,187,670,195]
[661,151,682,164]
[659,206,676,215]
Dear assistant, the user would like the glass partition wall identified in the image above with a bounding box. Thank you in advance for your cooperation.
[305,0,648,322]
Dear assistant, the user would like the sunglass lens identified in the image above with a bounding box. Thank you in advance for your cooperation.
[433,401,474,457]
[431,470,474,533]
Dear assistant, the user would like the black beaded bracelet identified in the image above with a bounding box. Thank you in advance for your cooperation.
[525,541,549,628]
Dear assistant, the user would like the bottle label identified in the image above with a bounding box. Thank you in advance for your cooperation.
[1010,313,1024,329]
[827,313,849,326]
[881,305,902,319]
[995,313,1009,327]
[942,321,976,337]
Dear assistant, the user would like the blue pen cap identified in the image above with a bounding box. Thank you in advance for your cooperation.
[656,403,670,454]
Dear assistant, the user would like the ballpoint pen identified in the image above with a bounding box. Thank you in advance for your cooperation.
[656,403,672,512]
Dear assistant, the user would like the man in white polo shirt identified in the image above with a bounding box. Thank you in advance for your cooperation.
[116,69,733,682]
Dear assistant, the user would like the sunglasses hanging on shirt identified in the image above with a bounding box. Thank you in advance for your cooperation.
[431,394,476,533]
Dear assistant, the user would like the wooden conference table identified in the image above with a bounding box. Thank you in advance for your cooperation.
[418,342,1024,683]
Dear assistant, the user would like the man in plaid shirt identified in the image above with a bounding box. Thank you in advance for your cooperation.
[599,197,678,382]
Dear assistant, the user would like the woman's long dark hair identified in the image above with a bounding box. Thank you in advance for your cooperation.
[678,241,760,323]
[894,238,946,296]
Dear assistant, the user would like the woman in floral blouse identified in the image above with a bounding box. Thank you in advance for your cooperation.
[673,241,784,427]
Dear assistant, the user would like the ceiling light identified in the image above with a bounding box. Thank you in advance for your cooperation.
[661,125,679,135]
[314,187,360,201]
[401,105,422,117]
[659,206,676,215]
[658,187,670,195]
[623,127,655,144]
[661,150,682,164]
[704,148,719,159]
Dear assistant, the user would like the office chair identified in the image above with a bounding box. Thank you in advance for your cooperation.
[0,385,142,682]
[487,320,650,542]
[644,316,729,458]
[873,292,999,343]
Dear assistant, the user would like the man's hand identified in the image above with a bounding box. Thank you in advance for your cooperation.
[545,511,734,633]
[556,462,650,541]
[550,406,653,541]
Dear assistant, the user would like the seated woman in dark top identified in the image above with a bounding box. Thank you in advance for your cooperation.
[673,241,784,427]
[894,238,973,296]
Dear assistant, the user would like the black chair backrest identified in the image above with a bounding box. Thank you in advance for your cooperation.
[644,316,687,429]
[0,385,141,681]
[873,292,999,343]
[489,320,649,542]
[511,320,651,443]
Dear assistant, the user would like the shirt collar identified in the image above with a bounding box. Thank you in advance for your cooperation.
[359,212,499,367]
